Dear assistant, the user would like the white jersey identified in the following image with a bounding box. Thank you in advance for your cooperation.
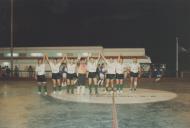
[116,63,126,74]
[35,64,45,75]
[67,63,76,74]
[129,63,140,73]
[87,61,97,72]
[49,62,61,73]
[106,62,116,74]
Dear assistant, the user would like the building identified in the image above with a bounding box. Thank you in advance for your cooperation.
[0,46,151,77]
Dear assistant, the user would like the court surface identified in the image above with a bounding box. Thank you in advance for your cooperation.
[0,78,190,128]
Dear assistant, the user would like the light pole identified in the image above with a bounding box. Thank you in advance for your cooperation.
[176,37,179,79]
[10,0,14,77]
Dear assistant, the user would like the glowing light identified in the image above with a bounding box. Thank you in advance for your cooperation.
[30,53,43,57]
[2,62,10,66]
[6,53,19,57]
[82,52,91,57]
[56,53,63,57]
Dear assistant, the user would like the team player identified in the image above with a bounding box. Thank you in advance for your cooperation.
[59,62,67,87]
[128,58,141,91]
[65,56,78,94]
[45,54,65,94]
[101,54,116,94]
[77,57,87,95]
[87,53,101,95]
[35,55,47,95]
[115,55,126,94]
[97,63,106,87]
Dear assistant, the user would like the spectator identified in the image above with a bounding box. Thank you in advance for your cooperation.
[14,65,19,78]
[28,65,34,78]
[5,66,11,79]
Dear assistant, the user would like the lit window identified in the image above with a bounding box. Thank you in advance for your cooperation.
[2,62,10,66]
[56,53,62,57]
[30,53,43,57]
[6,53,19,57]
[82,52,91,57]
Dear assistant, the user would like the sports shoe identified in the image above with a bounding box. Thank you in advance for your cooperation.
[120,90,123,94]
[37,92,41,95]
[44,92,48,95]
[53,91,56,95]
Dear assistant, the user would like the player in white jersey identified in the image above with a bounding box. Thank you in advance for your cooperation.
[45,54,65,94]
[65,56,78,94]
[128,58,141,91]
[87,53,101,95]
[115,55,127,94]
[101,53,116,94]
[35,55,47,95]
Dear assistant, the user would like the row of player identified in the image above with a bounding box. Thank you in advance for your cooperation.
[35,53,141,95]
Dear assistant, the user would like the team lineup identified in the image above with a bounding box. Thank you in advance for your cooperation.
[35,53,141,96]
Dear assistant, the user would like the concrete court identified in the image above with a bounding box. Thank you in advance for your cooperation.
[0,78,190,128]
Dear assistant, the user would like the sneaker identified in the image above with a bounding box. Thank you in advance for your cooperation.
[37,92,41,95]
[53,91,56,95]
[120,90,123,94]
[116,90,120,94]
[58,91,62,95]
[44,92,48,95]
[110,91,113,95]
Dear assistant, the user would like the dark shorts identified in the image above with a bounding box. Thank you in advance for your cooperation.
[88,72,97,78]
[52,73,61,79]
[130,72,139,77]
[67,73,77,80]
[106,74,115,80]
[116,73,124,79]
[37,75,46,82]
[78,73,86,85]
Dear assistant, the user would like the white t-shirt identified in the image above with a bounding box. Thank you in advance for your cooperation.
[129,63,140,73]
[35,64,45,75]
[106,62,116,74]
[116,63,126,74]
[87,61,97,72]
[67,63,76,74]
[49,62,61,73]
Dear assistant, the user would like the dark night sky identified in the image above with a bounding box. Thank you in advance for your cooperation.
[0,0,190,71]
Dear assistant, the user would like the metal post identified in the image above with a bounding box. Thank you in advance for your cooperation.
[10,0,14,77]
[176,37,179,79]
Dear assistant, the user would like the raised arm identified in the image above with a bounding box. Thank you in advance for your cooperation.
[100,53,108,64]
[97,52,101,63]
[58,55,65,64]
[45,54,50,64]
[117,54,121,62]
[42,54,46,64]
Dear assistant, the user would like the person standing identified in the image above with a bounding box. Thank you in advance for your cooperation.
[77,57,87,95]
[14,65,19,78]
[97,63,106,87]
[28,65,33,78]
[59,62,67,87]
[65,56,78,94]
[45,54,65,94]
[35,55,47,95]
[128,58,141,91]
[87,53,101,95]
[101,54,116,94]
[115,55,126,94]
